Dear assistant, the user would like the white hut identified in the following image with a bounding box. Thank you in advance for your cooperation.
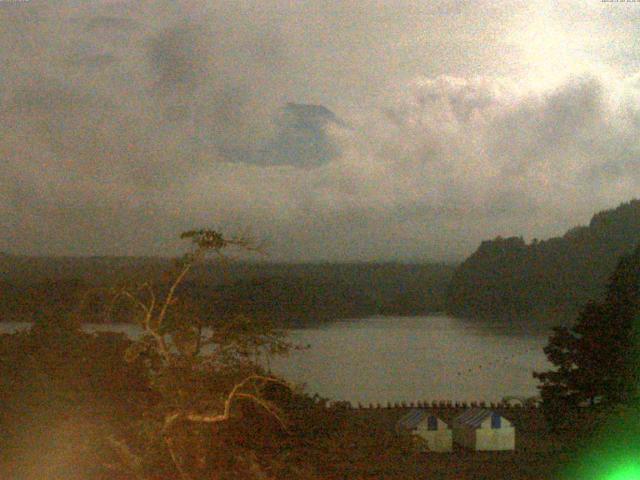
[452,408,515,451]
[395,409,452,452]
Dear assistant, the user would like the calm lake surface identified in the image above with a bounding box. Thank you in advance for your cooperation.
[0,315,552,404]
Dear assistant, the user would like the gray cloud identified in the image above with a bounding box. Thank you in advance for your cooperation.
[1,1,640,260]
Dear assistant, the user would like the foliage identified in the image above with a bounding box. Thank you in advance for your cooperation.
[534,244,640,430]
[0,315,150,479]
[101,229,303,480]
[447,199,640,318]
[0,229,430,480]
[0,229,303,480]
[256,388,418,480]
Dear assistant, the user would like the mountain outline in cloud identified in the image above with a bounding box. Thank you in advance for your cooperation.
[226,102,346,168]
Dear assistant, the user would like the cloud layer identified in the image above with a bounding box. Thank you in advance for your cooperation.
[1,1,640,260]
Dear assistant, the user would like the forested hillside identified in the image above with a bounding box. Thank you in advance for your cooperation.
[0,258,453,325]
[446,199,640,319]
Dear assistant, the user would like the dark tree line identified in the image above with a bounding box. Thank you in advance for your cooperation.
[447,199,640,319]
[0,260,454,326]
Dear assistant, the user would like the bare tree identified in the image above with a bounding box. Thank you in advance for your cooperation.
[106,230,293,480]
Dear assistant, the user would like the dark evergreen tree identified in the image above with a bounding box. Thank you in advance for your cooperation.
[534,244,640,428]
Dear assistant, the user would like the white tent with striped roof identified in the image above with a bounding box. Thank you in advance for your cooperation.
[395,409,452,452]
[452,408,515,451]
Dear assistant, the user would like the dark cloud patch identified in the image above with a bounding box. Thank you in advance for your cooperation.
[490,76,606,178]
[542,77,605,142]
[147,24,203,94]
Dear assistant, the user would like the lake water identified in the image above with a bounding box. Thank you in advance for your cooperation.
[0,315,552,404]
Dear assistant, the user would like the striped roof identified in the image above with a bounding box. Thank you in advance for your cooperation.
[454,408,495,428]
[396,409,430,430]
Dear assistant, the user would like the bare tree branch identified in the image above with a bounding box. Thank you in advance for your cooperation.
[163,375,289,432]
[157,261,193,331]
[234,392,287,430]
[103,230,293,479]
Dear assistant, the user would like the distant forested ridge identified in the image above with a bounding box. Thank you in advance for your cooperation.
[446,199,640,319]
[0,258,453,326]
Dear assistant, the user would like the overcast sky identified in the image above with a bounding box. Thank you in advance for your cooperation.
[1,0,640,261]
